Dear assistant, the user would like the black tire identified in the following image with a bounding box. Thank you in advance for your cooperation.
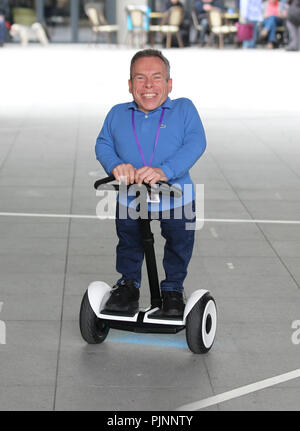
[186,294,217,354]
[79,291,109,344]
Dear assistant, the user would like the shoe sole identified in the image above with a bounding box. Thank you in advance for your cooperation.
[162,308,184,317]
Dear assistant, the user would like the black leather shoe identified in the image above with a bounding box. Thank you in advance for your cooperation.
[104,280,139,313]
[162,291,185,317]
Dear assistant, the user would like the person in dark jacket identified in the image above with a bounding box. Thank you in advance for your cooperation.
[164,0,184,10]
[194,0,225,45]
[286,0,300,50]
[0,0,9,46]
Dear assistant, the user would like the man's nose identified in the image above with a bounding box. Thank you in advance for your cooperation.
[144,78,153,87]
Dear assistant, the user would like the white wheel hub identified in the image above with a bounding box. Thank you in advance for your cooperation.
[201,299,217,348]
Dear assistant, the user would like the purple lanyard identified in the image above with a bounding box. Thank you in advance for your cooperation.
[132,108,165,167]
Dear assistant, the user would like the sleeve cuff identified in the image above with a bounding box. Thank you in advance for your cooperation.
[159,164,174,182]
[107,160,123,175]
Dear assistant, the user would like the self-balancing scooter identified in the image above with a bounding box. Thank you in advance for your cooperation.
[79,175,217,354]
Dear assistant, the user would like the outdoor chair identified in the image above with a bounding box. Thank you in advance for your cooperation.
[85,5,118,44]
[11,7,49,46]
[149,11,167,46]
[275,24,288,46]
[149,6,184,48]
[10,22,49,46]
[12,7,36,27]
[209,8,237,48]
[125,7,148,48]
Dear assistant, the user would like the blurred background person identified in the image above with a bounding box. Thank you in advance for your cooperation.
[286,0,300,49]
[163,0,184,10]
[240,0,263,47]
[194,0,225,46]
[260,0,286,48]
[0,0,9,47]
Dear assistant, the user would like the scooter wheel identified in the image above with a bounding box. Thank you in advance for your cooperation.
[79,291,109,344]
[186,293,217,354]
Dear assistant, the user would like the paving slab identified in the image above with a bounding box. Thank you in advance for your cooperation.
[54,321,214,411]
[0,220,69,240]
[0,386,55,411]
[0,270,64,321]
[0,321,60,386]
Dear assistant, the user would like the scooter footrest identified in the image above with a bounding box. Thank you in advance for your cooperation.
[100,308,138,317]
[147,309,184,320]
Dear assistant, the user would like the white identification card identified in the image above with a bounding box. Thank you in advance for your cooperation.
[147,191,160,203]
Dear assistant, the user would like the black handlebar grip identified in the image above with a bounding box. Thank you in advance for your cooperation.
[94,175,182,197]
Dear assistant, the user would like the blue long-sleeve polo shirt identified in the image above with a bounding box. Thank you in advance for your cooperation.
[95,97,206,211]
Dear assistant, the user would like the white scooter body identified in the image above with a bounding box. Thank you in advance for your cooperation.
[87,281,209,326]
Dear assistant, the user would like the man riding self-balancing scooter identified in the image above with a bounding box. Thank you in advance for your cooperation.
[79,49,217,354]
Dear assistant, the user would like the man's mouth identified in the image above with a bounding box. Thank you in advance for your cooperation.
[142,93,157,99]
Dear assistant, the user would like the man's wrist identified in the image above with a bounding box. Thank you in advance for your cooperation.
[154,167,167,181]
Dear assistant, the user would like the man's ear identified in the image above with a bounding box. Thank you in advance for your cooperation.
[128,79,133,94]
[168,78,173,94]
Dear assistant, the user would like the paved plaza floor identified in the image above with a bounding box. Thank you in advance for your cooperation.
[0,44,300,411]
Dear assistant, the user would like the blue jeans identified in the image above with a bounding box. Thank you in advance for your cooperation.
[115,202,196,293]
[262,15,284,42]
[0,16,6,44]
[243,20,259,48]
[199,18,209,44]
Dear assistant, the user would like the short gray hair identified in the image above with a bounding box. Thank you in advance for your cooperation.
[130,49,171,80]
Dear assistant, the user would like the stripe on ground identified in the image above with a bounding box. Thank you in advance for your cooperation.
[1,212,300,224]
[176,368,300,411]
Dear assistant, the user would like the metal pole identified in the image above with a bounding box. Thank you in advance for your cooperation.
[36,0,45,23]
[106,0,116,24]
[148,0,156,11]
[140,219,162,308]
[70,0,79,43]
[105,0,117,42]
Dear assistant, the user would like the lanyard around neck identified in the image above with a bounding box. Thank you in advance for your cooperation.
[131,108,165,167]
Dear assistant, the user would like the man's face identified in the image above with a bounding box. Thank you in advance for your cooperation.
[128,56,172,113]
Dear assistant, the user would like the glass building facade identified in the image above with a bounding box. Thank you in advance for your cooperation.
[8,0,196,43]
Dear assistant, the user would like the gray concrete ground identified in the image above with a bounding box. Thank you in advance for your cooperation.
[0,44,300,411]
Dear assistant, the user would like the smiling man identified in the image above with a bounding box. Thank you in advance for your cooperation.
[95,49,206,316]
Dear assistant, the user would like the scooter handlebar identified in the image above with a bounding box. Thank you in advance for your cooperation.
[94,175,182,198]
